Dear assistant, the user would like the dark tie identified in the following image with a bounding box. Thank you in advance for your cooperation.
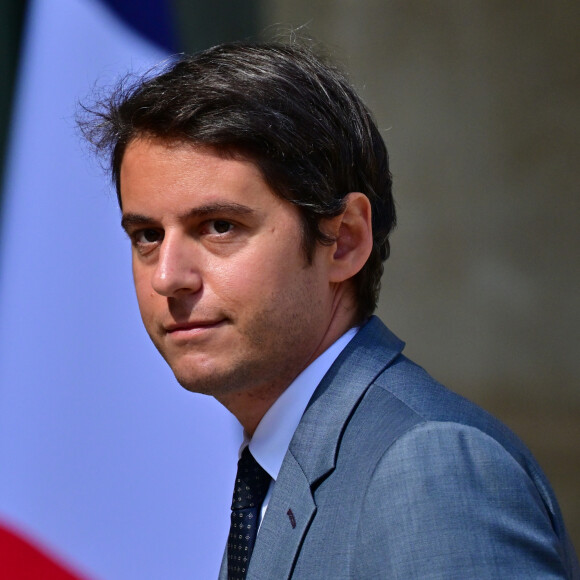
[227,447,271,579]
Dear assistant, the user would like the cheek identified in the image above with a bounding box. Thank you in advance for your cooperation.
[132,261,143,293]
[210,243,299,296]
[211,268,263,311]
[132,270,155,317]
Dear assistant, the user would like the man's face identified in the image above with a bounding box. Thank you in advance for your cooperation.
[120,138,339,405]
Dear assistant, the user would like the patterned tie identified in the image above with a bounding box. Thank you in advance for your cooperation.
[227,447,271,579]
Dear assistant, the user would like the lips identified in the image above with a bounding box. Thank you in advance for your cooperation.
[164,319,226,335]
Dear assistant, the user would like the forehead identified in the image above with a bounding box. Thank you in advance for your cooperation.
[121,136,260,182]
[119,137,295,221]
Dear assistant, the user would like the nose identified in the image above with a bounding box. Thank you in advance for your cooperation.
[151,233,202,297]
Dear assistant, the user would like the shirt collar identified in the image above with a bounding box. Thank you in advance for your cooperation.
[244,327,358,481]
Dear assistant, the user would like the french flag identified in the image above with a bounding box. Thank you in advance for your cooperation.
[0,1,240,578]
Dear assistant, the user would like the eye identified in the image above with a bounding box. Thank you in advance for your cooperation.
[132,228,164,250]
[209,220,233,234]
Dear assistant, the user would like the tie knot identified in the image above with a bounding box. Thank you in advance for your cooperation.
[231,447,271,510]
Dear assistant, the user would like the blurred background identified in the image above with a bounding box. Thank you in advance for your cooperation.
[1,1,578,578]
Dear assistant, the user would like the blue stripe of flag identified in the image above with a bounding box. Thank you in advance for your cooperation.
[100,0,178,51]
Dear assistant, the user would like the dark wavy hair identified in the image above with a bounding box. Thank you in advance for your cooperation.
[80,41,396,323]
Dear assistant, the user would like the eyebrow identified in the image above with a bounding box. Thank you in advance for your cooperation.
[121,202,256,232]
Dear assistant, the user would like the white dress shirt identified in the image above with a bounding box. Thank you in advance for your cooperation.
[240,327,358,523]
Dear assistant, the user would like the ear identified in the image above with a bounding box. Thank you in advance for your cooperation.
[326,192,373,283]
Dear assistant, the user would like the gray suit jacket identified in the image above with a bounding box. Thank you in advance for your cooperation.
[220,317,579,579]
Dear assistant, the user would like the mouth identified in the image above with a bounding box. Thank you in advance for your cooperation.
[164,319,227,339]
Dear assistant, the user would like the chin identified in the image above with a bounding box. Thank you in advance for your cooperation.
[171,365,238,398]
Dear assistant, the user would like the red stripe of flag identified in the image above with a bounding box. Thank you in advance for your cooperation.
[0,522,87,580]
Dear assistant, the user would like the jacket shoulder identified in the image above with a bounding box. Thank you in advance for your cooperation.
[352,418,575,578]
[342,341,579,578]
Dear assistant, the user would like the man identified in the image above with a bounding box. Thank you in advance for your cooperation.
[81,41,579,578]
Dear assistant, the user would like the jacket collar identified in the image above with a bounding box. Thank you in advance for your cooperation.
[290,316,405,485]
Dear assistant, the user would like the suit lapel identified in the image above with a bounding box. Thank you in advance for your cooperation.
[246,317,405,578]
[218,545,228,580]
[247,451,316,579]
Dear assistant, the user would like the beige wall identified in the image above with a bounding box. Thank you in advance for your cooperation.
[265,0,580,548]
